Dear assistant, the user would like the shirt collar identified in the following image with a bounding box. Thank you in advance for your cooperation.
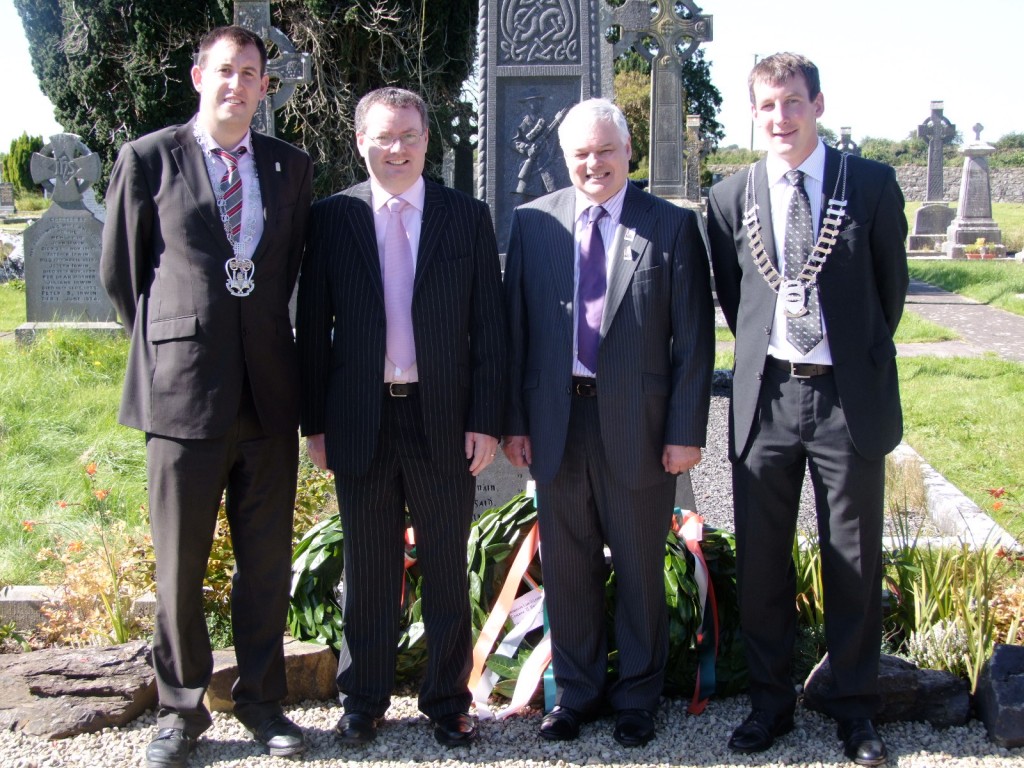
[766,138,826,187]
[573,181,628,225]
[193,118,253,157]
[371,176,426,214]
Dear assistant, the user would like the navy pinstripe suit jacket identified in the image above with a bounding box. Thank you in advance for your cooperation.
[503,183,715,489]
[297,179,506,477]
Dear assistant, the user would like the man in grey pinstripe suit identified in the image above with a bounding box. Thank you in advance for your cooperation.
[297,88,505,748]
[503,99,714,747]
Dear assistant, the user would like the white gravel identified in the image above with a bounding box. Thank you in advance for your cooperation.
[1,694,1020,767]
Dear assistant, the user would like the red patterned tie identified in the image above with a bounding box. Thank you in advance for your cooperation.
[211,147,246,243]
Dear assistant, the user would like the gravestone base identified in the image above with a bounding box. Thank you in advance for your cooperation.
[15,321,124,346]
[944,219,1004,259]
[909,202,954,252]
[907,234,948,254]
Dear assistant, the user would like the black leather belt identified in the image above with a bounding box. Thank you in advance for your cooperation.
[386,382,418,397]
[571,376,597,397]
[766,356,832,379]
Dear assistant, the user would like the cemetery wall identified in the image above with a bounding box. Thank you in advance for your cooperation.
[708,164,1024,204]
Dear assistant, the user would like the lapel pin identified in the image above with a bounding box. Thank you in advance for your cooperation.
[275,161,281,172]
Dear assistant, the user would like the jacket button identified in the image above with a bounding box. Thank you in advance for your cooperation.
[756,373,763,381]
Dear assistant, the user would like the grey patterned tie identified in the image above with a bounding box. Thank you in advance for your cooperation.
[783,170,823,354]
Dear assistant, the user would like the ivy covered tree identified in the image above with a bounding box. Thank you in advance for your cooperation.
[3,133,44,193]
[14,0,478,198]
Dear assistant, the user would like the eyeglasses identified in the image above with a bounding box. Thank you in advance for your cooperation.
[364,131,425,149]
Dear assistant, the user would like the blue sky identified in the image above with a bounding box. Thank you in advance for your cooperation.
[2,0,1021,152]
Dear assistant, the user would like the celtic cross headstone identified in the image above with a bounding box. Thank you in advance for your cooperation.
[838,126,860,156]
[606,0,712,201]
[909,101,957,252]
[233,1,311,137]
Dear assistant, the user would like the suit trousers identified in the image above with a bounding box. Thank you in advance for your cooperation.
[733,365,884,720]
[147,385,299,737]
[333,390,474,720]
[536,395,675,714]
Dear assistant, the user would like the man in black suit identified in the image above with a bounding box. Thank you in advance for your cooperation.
[503,98,714,747]
[297,87,505,748]
[706,53,908,766]
[100,25,312,768]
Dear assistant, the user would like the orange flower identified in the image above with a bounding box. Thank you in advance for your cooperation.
[22,520,36,532]
[57,500,69,509]
[93,488,110,502]
[85,462,97,476]
[993,500,1005,511]
[987,487,1007,498]
[67,541,83,553]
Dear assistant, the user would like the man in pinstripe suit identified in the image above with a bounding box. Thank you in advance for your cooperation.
[297,88,505,748]
[503,99,714,747]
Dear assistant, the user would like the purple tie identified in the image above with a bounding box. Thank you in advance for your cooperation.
[577,205,607,373]
[383,197,416,370]
[210,147,246,242]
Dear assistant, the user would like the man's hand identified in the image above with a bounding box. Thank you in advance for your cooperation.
[466,432,499,477]
[503,435,532,468]
[306,433,327,471]
[662,444,701,475]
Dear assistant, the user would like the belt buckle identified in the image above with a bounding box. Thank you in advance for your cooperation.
[790,363,811,379]
[574,380,595,397]
[388,382,408,398]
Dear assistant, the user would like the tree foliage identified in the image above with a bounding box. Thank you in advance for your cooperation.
[14,0,478,199]
[3,133,44,193]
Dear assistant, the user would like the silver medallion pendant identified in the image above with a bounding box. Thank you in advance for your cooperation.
[780,279,808,318]
[226,257,256,297]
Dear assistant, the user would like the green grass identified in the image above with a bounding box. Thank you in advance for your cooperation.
[0,330,147,584]
[908,260,1024,317]
[895,309,959,343]
[898,355,1024,537]
[0,281,26,332]
[904,201,1024,253]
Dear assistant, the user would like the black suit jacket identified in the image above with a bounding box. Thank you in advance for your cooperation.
[100,118,313,439]
[707,146,909,461]
[504,183,714,488]
[297,179,506,476]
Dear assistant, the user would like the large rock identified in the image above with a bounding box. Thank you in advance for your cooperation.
[204,638,337,712]
[0,640,156,739]
[803,653,969,727]
[976,644,1024,748]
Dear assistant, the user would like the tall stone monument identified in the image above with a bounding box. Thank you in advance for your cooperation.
[909,101,956,253]
[838,126,860,156]
[477,0,614,253]
[606,0,712,203]
[16,134,118,343]
[683,114,704,204]
[233,0,311,138]
[945,124,1006,259]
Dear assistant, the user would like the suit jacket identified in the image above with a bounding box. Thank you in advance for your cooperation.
[297,179,506,477]
[100,118,313,440]
[706,146,909,461]
[504,183,715,489]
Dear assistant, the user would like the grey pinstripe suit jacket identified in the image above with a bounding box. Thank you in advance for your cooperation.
[503,183,715,489]
[297,179,506,477]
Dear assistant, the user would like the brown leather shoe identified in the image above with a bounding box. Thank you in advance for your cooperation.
[838,718,887,766]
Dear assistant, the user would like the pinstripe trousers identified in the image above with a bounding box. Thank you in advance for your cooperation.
[536,395,675,715]
[333,390,474,720]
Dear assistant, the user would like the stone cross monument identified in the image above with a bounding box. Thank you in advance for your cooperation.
[909,101,957,253]
[838,126,860,156]
[16,134,118,342]
[233,0,311,137]
[683,114,704,204]
[606,0,712,202]
[945,123,1006,259]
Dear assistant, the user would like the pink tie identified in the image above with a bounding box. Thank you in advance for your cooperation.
[383,197,416,370]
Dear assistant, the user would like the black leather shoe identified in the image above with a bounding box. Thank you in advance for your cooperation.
[838,718,887,766]
[250,713,306,757]
[727,708,795,754]
[146,728,195,768]
[335,711,378,746]
[432,712,477,747]
[539,706,591,741]
[613,709,655,747]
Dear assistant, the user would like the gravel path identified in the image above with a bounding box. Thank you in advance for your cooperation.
[2,694,1020,767]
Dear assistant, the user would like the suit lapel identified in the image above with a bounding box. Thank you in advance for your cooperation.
[415,181,447,291]
[753,159,780,269]
[819,146,841,229]
[251,132,277,263]
[172,121,231,252]
[548,189,577,332]
[347,182,385,303]
[601,184,648,337]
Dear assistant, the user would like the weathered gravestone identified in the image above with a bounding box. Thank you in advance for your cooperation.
[0,166,14,214]
[909,101,956,253]
[477,0,615,254]
[838,126,860,156]
[945,123,1007,259]
[606,0,712,203]
[233,0,312,138]
[16,134,119,344]
[683,114,705,204]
